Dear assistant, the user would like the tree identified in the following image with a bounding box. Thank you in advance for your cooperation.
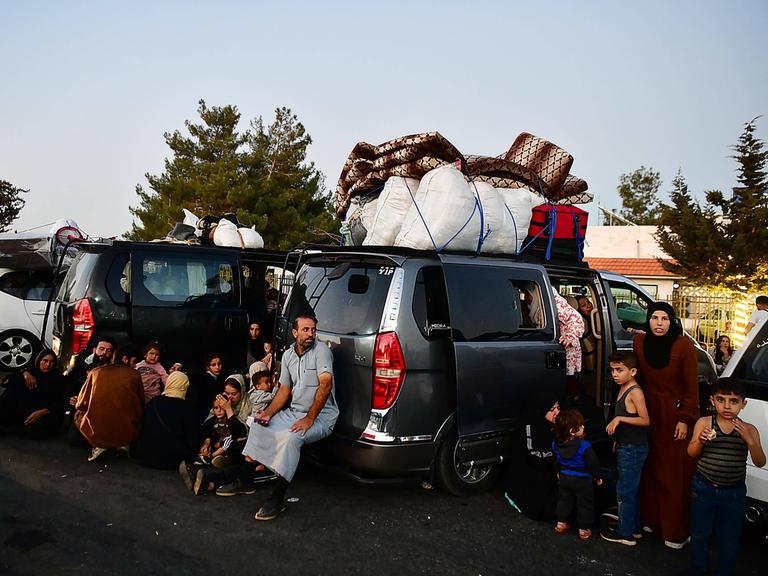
[128,101,336,248]
[0,180,26,232]
[656,170,725,282]
[616,166,663,225]
[657,118,768,290]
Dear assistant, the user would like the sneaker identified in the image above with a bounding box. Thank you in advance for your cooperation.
[254,496,286,521]
[179,460,195,492]
[88,447,108,462]
[632,532,643,539]
[664,538,690,550]
[600,526,637,546]
[193,468,207,495]
[600,506,619,521]
[642,525,654,534]
[117,445,130,457]
[211,455,230,468]
[252,469,278,484]
[215,478,257,496]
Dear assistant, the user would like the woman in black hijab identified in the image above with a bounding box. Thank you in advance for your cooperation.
[503,392,561,520]
[633,301,699,549]
[0,349,66,439]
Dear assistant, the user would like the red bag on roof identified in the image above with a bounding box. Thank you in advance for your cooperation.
[525,203,588,261]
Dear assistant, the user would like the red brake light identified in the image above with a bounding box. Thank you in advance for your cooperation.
[72,298,94,354]
[372,331,406,410]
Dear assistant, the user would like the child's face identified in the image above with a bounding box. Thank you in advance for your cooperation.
[145,347,160,364]
[208,357,222,376]
[212,404,225,418]
[264,342,272,353]
[255,377,271,392]
[710,391,746,421]
[610,362,636,386]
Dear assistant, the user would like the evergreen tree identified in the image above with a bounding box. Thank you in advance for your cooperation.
[616,166,663,224]
[127,101,335,248]
[657,118,768,290]
[656,171,725,283]
[0,180,26,232]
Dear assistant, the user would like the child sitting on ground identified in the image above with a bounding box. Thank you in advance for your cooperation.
[600,351,650,547]
[687,377,765,576]
[198,400,233,468]
[135,342,181,403]
[552,408,602,541]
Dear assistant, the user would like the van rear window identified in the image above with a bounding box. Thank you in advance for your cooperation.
[59,252,99,302]
[288,262,393,335]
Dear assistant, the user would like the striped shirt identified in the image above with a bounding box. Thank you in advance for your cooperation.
[696,415,748,486]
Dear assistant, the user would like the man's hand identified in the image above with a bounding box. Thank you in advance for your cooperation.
[22,370,37,390]
[69,395,77,406]
[24,408,49,426]
[289,416,315,437]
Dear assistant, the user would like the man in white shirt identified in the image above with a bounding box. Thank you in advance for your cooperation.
[745,295,768,334]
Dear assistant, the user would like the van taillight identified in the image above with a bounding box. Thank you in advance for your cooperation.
[72,298,94,354]
[372,331,406,410]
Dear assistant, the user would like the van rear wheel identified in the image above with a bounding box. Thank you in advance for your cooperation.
[435,427,500,496]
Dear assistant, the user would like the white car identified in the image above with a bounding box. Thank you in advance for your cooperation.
[721,318,768,526]
[0,267,54,370]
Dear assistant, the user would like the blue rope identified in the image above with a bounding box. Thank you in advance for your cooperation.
[467,178,486,255]
[545,204,557,261]
[503,202,519,254]
[403,178,439,252]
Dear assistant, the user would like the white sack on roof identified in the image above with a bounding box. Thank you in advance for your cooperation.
[498,187,540,252]
[182,209,199,229]
[471,181,518,254]
[212,218,264,249]
[363,176,419,246]
[394,165,482,252]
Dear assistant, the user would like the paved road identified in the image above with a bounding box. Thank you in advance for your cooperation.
[1,435,764,576]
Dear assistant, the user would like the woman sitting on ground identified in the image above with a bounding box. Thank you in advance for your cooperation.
[0,349,66,439]
[187,352,225,424]
[135,371,199,470]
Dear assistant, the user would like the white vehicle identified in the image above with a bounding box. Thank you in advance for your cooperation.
[721,319,768,525]
[0,268,54,369]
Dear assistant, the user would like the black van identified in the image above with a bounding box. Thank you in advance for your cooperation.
[281,246,716,495]
[52,241,291,373]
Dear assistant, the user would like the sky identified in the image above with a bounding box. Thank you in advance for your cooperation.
[2,0,767,239]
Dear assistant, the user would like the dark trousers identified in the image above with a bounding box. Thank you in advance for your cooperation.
[690,473,746,576]
[556,474,595,529]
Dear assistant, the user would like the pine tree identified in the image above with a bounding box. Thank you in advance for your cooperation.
[616,166,663,224]
[657,118,768,290]
[656,171,725,284]
[0,180,26,232]
[127,101,335,248]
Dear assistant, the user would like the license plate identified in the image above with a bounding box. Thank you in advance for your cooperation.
[52,336,61,356]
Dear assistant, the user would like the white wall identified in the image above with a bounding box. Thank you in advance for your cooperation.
[583,225,670,259]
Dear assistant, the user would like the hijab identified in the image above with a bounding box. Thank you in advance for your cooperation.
[163,371,190,400]
[224,374,252,423]
[642,301,682,369]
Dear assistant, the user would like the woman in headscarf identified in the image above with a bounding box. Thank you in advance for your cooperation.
[135,371,199,469]
[503,392,561,520]
[633,302,699,549]
[222,374,252,426]
[245,321,268,371]
[187,352,225,424]
[0,349,66,439]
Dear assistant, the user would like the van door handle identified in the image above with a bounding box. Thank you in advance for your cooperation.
[546,350,566,369]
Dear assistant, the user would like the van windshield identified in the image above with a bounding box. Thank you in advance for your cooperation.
[58,252,99,302]
[288,261,393,335]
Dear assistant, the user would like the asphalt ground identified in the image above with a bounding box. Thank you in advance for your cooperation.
[1,435,765,576]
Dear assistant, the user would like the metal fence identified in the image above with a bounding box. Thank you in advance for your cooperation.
[667,287,752,349]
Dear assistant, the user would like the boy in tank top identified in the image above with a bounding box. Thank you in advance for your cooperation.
[601,351,650,546]
[687,378,765,576]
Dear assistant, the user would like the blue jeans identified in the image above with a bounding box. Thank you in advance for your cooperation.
[615,442,648,537]
[690,473,746,576]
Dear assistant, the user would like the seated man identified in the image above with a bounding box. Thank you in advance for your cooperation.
[241,314,338,520]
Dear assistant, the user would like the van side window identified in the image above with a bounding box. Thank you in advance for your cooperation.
[105,254,130,305]
[134,255,237,307]
[412,266,450,338]
[735,324,768,395]
[608,281,651,332]
[443,264,552,342]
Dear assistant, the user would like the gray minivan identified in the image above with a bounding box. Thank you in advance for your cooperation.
[281,246,716,495]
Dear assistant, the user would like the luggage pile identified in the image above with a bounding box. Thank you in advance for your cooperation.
[156,209,265,249]
[337,131,591,260]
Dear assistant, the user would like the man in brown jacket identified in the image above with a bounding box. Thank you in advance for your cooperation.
[74,343,145,462]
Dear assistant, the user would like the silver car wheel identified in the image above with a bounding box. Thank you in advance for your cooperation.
[0,332,37,369]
